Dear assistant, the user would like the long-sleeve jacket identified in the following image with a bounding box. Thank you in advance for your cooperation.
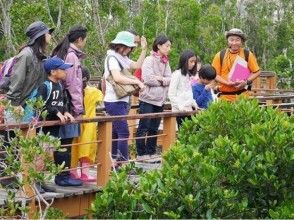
[62,44,85,116]
[139,54,171,106]
[7,47,46,106]
[168,70,197,111]
[192,83,213,109]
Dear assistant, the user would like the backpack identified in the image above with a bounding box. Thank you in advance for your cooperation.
[220,48,250,67]
[0,57,18,92]
[23,80,54,122]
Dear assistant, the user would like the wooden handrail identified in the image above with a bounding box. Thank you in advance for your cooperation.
[0,110,198,130]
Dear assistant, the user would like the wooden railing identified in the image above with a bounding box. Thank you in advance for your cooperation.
[1,92,293,217]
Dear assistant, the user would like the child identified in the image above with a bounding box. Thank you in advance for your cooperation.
[192,64,216,109]
[71,67,103,182]
[39,56,82,187]
[168,49,198,129]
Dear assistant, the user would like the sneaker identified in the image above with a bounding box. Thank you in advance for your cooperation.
[149,154,161,159]
[70,170,80,179]
[80,173,96,182]
[136,155,150,161]
[54,175,83,187]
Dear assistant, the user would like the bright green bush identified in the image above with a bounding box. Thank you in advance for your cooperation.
[90,98,294,219]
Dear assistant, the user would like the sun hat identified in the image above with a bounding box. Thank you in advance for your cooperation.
[225,28,246,41]
[111,31,136,47]
[26,21,54,45]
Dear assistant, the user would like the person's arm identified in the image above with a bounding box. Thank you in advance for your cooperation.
[141,57,162,87]
[162,63,172,86]
[193,84,211,108]
[130,36,147,69]
[63,53,84,116]
[168,71,181,110]
[108,57,144,89]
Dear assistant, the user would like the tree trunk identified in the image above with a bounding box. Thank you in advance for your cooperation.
[0,0,16,56]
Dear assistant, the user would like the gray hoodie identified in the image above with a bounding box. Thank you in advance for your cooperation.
[7,47,46,106]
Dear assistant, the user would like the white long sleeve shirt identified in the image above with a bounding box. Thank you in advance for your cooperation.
[168,70,198,112]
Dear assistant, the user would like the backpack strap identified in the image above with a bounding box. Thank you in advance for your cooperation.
[244,48,250,63]
[220,49,227,68]
[43,80,53,103]
[220,48,250,68]
[106,55,124,74]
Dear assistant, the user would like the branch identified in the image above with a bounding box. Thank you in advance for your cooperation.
[44,0,55,25]
[56,0,64,32]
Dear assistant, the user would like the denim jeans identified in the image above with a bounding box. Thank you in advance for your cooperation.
[104,101,129,161]
[136,101,163,156]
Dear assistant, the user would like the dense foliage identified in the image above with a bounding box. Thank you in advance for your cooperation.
[1,0,294,86]
[89,98,294,218]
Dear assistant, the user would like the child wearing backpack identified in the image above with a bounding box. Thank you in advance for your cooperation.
[51,25,87,186]
[37,57,82,187]
[36,57,75,136]
[71,67,103,182]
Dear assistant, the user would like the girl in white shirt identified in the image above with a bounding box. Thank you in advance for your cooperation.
[168,49,198,128]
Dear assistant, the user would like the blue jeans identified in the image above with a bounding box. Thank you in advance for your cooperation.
[136,101,163,156]
[104,101,129,161]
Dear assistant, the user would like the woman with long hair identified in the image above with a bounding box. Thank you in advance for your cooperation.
[168,49,198,128]
[51,25,87,186]
[7,21,53,110]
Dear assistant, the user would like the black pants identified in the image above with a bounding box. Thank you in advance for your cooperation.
[136,101,163,156]
[54,138,73,177]
[176,116,192,130]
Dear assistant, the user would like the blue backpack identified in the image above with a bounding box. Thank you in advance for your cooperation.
[23,80,53,122]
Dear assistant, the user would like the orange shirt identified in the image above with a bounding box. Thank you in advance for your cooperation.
[212,48,260,91]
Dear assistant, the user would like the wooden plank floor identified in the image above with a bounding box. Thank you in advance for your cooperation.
[0,160,161,206]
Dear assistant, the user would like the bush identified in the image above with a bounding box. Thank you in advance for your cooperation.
[90,98,294,219]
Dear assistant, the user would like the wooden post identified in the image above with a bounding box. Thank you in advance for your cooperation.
[96,121,112,187]
[21,127,37,219]
[162,116,176,152]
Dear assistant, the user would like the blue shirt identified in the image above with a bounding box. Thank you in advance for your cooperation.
[192,83,213,109]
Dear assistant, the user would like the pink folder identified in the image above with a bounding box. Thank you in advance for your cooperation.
[230,63,251,81]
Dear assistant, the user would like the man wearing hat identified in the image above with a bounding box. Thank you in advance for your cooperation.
[6,21,54,109]
[211,28,260,101]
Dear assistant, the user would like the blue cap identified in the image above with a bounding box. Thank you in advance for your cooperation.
[44,57,73,73]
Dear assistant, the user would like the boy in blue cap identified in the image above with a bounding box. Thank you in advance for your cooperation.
[39,56,82,187]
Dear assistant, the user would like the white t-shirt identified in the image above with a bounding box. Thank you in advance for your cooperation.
[103,50,133,102]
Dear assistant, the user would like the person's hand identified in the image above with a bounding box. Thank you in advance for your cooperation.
[205,81,216,90]
[64,112,75,122]
[141,36,147,50]
[137,81,145,91]
[57,112,66,123]
[155,76,163,82]
[234,80,247,89]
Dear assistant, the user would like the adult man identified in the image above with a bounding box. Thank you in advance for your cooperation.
[212,28,260,101]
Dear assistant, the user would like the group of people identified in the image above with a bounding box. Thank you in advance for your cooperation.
[104,28,260,163]
[0,20,260,188]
